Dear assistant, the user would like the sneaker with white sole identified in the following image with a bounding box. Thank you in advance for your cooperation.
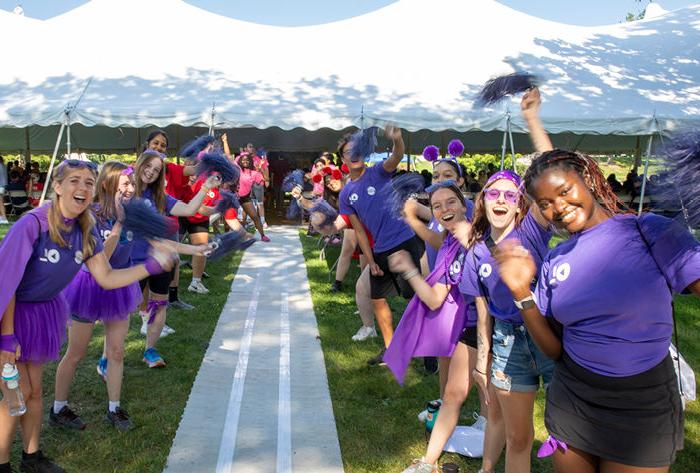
[96,357,108,382]
[351,326,377,342]
[143,348,166,368]
[188,280,209,294]
[417,399,442,423]
[471,412,487,431]
[400,458,437,473]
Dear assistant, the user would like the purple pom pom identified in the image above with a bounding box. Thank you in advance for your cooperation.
[476,72,540,107]
[309,200,339,229]
[660,131,700,226]
[447,139,465,158]
[207,231,255,261]
[180,135,215,158]
[286,199,302,220]
[281,170,305,192]
[215,190,240,213]
[195,152,239,184]
[349,127,378,162]
[385,172,426,218]
[423,145,440,162]
[122,198,178,239]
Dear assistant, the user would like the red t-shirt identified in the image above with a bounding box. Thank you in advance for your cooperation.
[165,162,193,202]
[224,207,238,221]
[340,214,374,248]
[188,177,219,224]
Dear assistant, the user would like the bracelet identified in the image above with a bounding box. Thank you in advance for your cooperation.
[144,256,164,276]
[474,367,487,376]
[403,268,420,280]
[0,334,18,353]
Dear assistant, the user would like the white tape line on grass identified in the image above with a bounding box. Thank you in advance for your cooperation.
[277,292,291,473]
[215,272,262,473]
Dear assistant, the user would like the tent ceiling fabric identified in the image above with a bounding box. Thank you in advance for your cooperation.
[0,0,699,151]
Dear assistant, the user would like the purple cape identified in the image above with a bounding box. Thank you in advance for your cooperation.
[384,235,467,385]
[0,205,48,323]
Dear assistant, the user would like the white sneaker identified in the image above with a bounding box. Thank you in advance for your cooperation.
[0,217,8,224]
[140,318,174,338]
[188,280,209,294]
[471,412,487,431]
[351,326,377,342]
[140,316,148,336]
[417,399,442,423]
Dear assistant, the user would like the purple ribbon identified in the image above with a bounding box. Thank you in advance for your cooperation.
[121,166,134,176]
[0,334,18,353]
[537,435,568,458]
[146,300,169,324]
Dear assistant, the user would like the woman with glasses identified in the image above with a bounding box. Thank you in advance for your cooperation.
[0,159,175,473]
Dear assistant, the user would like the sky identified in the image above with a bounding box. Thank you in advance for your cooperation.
[0,0,697,26]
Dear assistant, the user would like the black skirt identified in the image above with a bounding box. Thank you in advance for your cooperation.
[545,351,684,468]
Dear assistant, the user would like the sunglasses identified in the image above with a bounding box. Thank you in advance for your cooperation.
[425,179,458,193]
[60,159,98,172]
[484,188,519,205]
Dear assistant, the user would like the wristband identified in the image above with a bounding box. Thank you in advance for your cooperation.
[0,334,18,353]
[403,268,420,280]
[144,256,164,276]
[474,367,487,376]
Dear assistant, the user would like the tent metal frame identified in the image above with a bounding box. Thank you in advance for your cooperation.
[499,110,516,171]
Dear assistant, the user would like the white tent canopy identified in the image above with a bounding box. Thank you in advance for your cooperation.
[0,0,698,153]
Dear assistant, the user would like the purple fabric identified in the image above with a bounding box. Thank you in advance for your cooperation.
[339,165,415,253]
[146,299,169,324]
[14,295,70,363]
[144,256,164,275]
[485,169,521,188]
[89,216,134,270]
[537,435,568,458]
[0,205,104,324]
[63,270,141,322]
[0,334,18,353]
[460,211,551,323]
[384,235,468,385]
[536,213,700,377]
[426,199,474,271]
[132,187,178,263]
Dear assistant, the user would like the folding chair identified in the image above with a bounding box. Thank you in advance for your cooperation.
[8,189,29,215]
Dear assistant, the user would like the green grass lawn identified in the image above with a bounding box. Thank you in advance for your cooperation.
[300,230,700,473]
[0,221,242,472]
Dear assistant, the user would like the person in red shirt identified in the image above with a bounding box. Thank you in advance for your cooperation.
[183,175,219,294]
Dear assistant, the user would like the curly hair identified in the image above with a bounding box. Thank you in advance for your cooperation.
[523,149,625,217]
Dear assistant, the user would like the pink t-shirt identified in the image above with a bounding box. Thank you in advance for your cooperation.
[235,154,268,172]
[238,168,264,197]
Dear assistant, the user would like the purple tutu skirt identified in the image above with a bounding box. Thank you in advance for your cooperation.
[15,296,69,363]
[63,270,142,323]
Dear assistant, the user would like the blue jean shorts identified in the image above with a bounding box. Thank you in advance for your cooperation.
[490,319,555,392]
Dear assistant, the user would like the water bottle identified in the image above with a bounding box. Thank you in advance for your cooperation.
[1,363,26,416]
[425,400,441,433]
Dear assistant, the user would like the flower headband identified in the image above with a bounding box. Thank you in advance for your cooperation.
[121,166,134,176]
[423,140,465,177]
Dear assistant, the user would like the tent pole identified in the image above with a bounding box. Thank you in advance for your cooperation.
[209,103,216,136]
[40,122,67,205]
[507,113,516,170]
[24,127,31,164]
[637,135,654,215]
[66,113,71,156]
[500,128,507,171]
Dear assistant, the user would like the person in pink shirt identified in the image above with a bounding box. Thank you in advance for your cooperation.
[237,153,269,242]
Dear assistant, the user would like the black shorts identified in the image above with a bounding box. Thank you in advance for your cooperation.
[139,269,175,296]
[370,235,425,300]
[239,194,252,205]
[179,217,209,236]
[458,326,478,349]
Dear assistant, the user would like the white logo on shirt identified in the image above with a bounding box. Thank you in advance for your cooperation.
[101,229,111,240]
[450,260,462,276]
[549,262,571,285]
[41,248,60,264]
[208,191,215,198]
[126,231,134,241]
[367,186,376,196]
[349,193,359,204]
[74,250,84,264]
[479,263,492,278]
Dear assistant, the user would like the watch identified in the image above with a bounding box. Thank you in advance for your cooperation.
[514,293,536,310]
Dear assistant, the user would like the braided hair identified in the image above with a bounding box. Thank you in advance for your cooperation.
[523,149,625,217]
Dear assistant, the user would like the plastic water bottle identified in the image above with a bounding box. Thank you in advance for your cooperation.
[1,363,26,416]
[425,400,441,433]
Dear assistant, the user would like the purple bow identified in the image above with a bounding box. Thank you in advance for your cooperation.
[146,300,169,324]
[121,166,134,176]
[537,435,568,458]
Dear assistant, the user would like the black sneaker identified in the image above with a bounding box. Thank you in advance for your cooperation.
[20,450,65,473]
[169,299,195,311]
[330,281,342,293]
[48,406,86,430]
[367,349,387,367]
[423,356,439,374]
[0,462,15,473]
[106,407,133,431]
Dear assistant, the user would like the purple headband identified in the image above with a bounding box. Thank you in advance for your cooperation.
[121,166,134,176]
[142,149,165,160]
[485,170,521,189]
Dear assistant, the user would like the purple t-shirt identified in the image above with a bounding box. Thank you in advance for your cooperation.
[339,165,415,253]
[132,187,178,263]
[536,213,700,377]
[87,216,134,270]
[426,199,474,271]
[436,241,477,328]
[460,211,552,324]
[4,205,104,302]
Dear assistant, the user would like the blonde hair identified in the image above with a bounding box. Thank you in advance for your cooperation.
[134,150,167,213]
[48,162,98,258]
[95,161,130,221]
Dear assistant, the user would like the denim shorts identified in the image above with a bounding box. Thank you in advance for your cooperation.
[490,319,554,392]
